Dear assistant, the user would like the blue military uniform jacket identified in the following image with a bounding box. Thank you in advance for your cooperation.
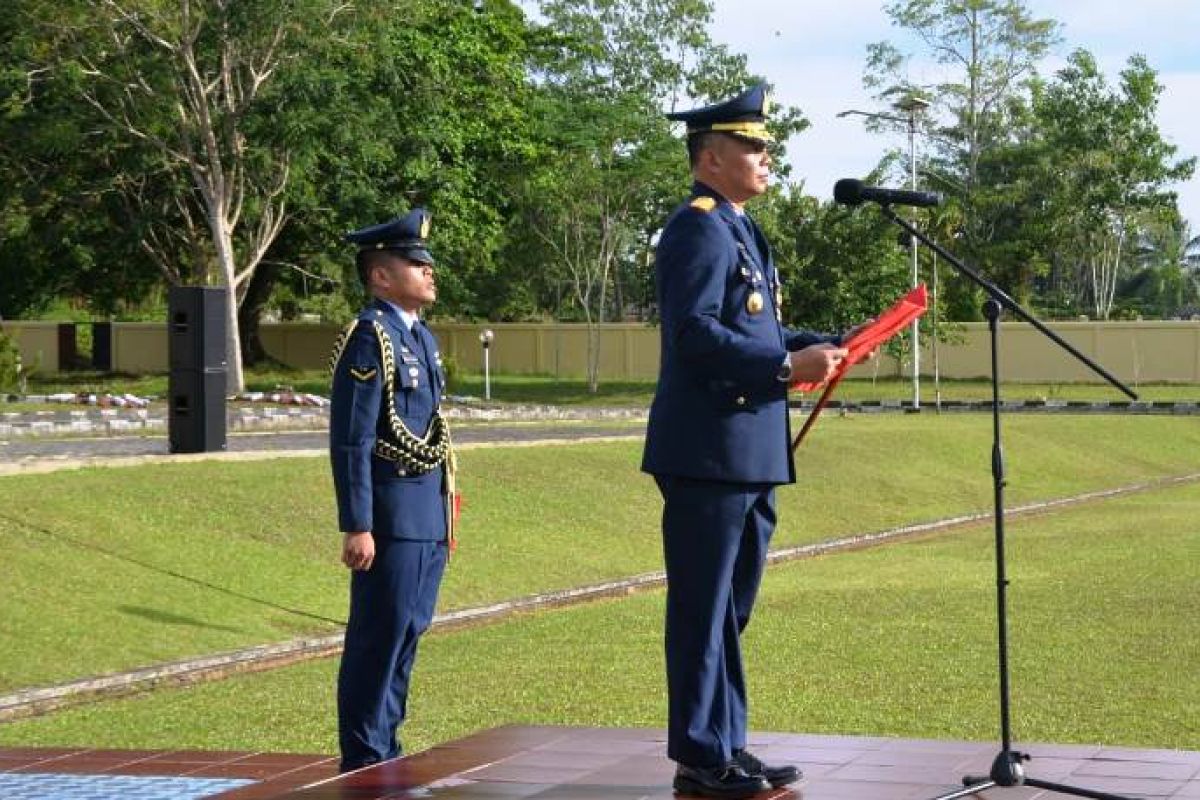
[329,299,448,541]
[642,182,840,485]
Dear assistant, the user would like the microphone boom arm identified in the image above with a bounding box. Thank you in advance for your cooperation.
[875,204,1136,400]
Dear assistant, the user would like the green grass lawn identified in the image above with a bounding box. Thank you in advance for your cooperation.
[2,414,1200,693]
[2,479,1194,753]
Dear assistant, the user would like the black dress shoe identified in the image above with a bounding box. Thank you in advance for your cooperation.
[733,749,803,789]
[674,762,769,798]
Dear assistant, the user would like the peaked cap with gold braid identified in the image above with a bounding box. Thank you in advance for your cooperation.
[344,208,434,265]
[667,83,773,144]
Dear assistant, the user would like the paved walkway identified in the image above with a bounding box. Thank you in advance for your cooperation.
[0,402,647,471]
[4,726,1199,799]
[0,422,645,466]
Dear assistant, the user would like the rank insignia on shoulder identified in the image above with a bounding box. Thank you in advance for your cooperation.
[349,366,378,382]
[689,196,717,213]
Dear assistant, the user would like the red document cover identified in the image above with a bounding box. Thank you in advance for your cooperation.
[790,284,928,450]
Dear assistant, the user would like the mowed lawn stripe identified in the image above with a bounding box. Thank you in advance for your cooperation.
[1,415,1199,692]
[1,479,1195,754]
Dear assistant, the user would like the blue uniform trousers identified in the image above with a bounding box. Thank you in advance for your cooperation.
[337,537,447,772]
[656,475,776,768]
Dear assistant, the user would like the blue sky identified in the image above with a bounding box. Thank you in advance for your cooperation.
[708,0,1200,228]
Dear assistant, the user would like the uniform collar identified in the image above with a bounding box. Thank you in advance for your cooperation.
[371,297,419,331]
[394,303,420,333]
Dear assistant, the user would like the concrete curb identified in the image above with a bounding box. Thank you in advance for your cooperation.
[4,469,1198,722]
[0,435,645,477]
[797,398,1200,415]
[0,402,650,439]
[3,397,1197,439]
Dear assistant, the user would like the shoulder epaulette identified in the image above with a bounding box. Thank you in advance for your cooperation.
[689,196,717,213]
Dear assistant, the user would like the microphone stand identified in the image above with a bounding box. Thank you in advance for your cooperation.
[874,204,1138,800]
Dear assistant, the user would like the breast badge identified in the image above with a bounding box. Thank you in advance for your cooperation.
[746,291,764,315]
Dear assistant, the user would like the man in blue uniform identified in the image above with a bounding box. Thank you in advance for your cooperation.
[328,208,456,773]
[642,85,856,798]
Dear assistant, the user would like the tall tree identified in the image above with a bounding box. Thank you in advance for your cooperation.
[518,0,806,390]
[8,0,335,387]
[864,0,1060,316]
[3,0,536,374]
[0,0,164,319]
[866,0,1059,193]
[1025,51,1194,318]
[237,0,537,352]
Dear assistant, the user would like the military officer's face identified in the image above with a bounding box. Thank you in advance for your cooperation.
[372,255,437,312]
[706,134,771,203]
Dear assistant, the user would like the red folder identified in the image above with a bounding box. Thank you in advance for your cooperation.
[790,284,928,450]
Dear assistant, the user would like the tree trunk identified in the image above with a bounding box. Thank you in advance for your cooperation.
[238,261,280,366]
[211,217,246,393]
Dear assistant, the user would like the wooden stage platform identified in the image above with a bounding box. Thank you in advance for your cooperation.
[3,725,1198,799]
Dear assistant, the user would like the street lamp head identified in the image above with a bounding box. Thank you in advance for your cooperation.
[836,108,906,124]
[479,329,494,345]
[894,95,931,115]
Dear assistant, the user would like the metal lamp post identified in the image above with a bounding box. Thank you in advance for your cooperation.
[837,94,930,409]
[479,329,494,400]
[894,95,930,409]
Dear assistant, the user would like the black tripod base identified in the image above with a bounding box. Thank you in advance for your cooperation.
[929,750,1136,800]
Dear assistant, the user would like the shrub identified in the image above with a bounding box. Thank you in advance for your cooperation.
[0,330,25,395]
[440,353,459,389]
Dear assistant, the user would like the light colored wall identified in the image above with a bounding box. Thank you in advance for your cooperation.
[11,318,1200,383]
[907,320,1200,384]
[0,322,61,373]
[110,323,169,374]
[433,324,663,379]
[259,324,348,371]
[433,320,1200,384]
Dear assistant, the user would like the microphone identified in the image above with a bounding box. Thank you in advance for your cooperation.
[834,178,941,208]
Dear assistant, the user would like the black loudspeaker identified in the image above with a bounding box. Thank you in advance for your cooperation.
[169,286,226,370]
[168,287,228,454]
[169,368,227,453]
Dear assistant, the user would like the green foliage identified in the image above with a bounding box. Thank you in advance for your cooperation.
[2,0,1194,345]
[864,0,1063,319]
[760,186,912,333]
[861,1,1195,321]
[1030,52,1194,319]
[0,329,23,393]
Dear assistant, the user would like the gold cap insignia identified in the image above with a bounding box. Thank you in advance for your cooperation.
[419,213,431,240]
[709,121,773,142]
